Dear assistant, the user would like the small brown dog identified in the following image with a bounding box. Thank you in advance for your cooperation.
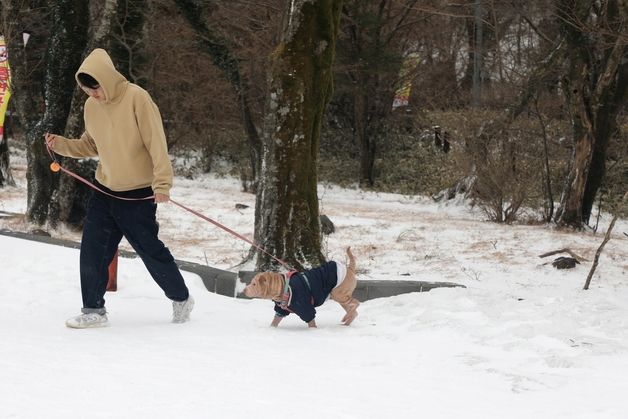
[243,247,360,328]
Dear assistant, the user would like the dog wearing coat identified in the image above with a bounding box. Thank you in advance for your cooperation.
[243,247,360,328]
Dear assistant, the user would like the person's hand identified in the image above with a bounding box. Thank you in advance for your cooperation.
[154,193,169,204]
[44,133,57,149]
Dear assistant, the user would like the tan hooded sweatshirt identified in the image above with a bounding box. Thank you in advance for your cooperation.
[52,49,173,196]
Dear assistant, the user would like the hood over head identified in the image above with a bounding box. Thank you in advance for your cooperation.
[75,49,128,103]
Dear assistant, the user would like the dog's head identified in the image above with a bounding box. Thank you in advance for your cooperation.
[243,272,285,300]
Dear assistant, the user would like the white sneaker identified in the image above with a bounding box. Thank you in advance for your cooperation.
[172,295,194,323]
[66,312,109,329]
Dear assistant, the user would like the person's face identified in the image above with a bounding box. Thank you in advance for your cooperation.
[81,85,105,101]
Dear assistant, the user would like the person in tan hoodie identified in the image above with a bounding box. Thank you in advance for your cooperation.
[44,49,194,328]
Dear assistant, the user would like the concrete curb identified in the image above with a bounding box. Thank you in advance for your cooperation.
[0,229,465,301]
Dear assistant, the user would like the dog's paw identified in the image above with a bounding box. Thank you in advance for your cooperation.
[341,310,358,326]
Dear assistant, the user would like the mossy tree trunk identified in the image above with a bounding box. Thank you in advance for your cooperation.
[254,0,342,270]
[1,0,89,226]
[55,0,118,228]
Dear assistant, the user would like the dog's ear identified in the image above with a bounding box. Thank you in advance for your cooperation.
[256,273,270,296]
[257,274,268,286]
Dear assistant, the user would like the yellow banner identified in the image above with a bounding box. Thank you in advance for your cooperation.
[0,36,11,142]
[392,53,419,110]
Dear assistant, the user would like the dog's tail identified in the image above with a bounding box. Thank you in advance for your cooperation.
[346,246,356,276]
[340,246,360,325]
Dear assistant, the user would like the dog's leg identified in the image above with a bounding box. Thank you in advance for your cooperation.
[270,315,284,328]
[340,298,360,325]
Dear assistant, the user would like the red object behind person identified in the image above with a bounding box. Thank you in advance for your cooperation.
[106,249,118,291]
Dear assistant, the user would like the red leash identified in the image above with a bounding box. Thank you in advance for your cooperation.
[45,143,291,269]
[168,198,291,269]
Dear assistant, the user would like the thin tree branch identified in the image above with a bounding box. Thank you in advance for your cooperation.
[539,248,587,262]
[583,192,627,290]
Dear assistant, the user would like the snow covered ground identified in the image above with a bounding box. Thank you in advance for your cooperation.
[1,154,628,418]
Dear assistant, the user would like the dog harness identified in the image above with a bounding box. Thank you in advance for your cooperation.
[278,271,312,310]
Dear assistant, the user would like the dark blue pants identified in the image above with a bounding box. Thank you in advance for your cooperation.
[80,188,189,314]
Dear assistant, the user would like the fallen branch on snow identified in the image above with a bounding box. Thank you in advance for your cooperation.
[538,248,587,262]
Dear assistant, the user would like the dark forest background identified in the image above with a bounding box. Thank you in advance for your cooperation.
[0,0,626,267]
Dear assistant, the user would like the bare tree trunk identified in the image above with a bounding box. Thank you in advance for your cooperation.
[534,98,554,222]
[461,14,476,91]
[0,124,14,187]
[555,0,627,228]
[254,0,342,270]
[175,0,262,192]
[354,88,375,186]
[582,36,628,223]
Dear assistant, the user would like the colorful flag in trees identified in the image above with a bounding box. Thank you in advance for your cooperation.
[0,36,11,143]
[392,53,419,110]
